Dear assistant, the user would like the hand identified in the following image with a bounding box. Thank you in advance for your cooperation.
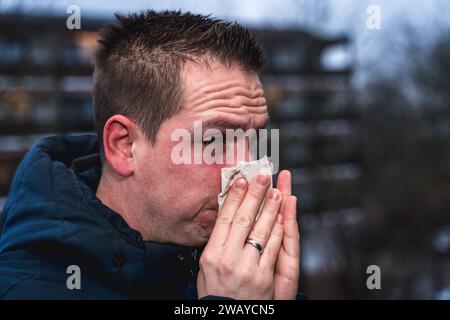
[274,170,300,300]
[197,174,284,299]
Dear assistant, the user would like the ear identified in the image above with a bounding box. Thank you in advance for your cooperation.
[102,115,138,177]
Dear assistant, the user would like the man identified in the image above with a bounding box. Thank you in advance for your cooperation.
[0,10,300,299]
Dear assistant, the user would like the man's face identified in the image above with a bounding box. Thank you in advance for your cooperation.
[133,60,268,247]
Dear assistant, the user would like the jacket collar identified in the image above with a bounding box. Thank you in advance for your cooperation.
[73,150,201,298]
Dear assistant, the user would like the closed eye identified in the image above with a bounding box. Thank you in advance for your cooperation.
[203,133,226,146]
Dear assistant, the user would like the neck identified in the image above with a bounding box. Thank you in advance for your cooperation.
[96,170,152,241]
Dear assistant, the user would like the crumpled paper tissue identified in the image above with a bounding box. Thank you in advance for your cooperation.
[217,156,273,211]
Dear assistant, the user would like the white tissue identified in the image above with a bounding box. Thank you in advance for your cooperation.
[217,156,273,211]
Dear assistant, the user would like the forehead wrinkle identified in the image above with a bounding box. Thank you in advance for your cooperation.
[186,79,264,104]
[192,96,267,112]
[190,98,267,119]
[188,88,268,130]
[182,64,268,131]
[190,101,268,128]
[187,83,267,118]
[193,76,263,93]
[197,105,252,120]
[200,107,269,131]
[190,87,265,108]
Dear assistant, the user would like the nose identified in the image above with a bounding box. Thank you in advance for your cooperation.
[223,136,254,167]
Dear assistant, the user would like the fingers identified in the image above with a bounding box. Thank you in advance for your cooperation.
[277,170,291,217]
[276,170,299,257]
[243,188,283,262]
[260,213,284,270]
[282,196,300,257]
[224,174,271,251]
[276,170,292,196]
[208,178,247,247]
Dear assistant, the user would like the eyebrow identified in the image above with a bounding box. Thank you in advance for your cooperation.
[201,116,270,131]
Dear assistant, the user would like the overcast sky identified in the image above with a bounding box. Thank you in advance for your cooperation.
[1,0,444,31]
[1,0,449,86]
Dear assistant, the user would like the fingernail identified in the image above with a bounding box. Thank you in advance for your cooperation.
[256,174,269,186]
[234,178,247,190]
[269,189,280,201]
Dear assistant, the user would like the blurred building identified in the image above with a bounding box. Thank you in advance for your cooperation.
[0,13,357,298]
[0,14,99,202]
[253,30,358,298]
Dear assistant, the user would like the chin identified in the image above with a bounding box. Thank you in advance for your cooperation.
[183,233,210,248]
[180,209,217,247]
[192,217,216,246]
[201,210,218,229]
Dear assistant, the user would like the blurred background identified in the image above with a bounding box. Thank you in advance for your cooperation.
[0,0,449,299]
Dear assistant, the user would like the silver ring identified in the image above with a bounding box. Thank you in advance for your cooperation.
[245,238,264,254]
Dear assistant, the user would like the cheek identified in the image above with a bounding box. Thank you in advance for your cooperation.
[142,136,224,197]
[170,163,222,192]
[200,164,222,190]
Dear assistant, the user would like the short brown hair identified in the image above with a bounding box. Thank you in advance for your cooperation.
[93,10,265,158]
